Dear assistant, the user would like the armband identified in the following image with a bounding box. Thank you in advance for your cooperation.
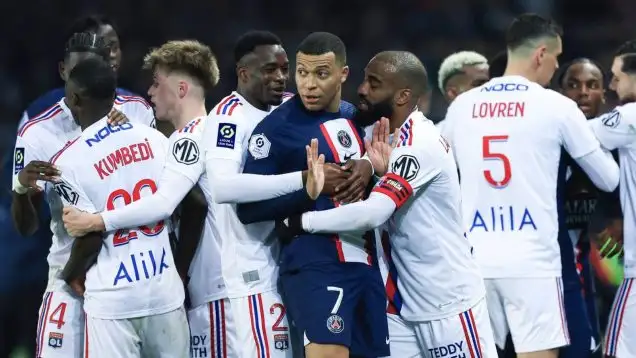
[13,175,28,195]
[371,173,413,209]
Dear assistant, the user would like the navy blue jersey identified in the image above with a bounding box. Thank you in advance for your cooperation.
[238,96,374,271]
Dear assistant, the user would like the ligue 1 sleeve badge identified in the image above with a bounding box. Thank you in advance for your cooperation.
[326,314,344,334]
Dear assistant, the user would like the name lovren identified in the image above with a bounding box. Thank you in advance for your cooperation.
[94,139,155,180]
[472,102,525,118]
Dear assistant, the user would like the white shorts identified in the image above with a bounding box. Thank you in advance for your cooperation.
[604,278,635,358]
[188,291,293,358]
[484,277,570,353]
[387,298,497,358]
[36,290,84,358]
[84,306,189,358]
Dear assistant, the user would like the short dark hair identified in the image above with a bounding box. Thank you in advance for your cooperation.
[615,40,636,74]
[554,57,606,88]
[64,32,110,61]
[297,32,346,65]
[66,14,117,44]
[505,13,562,52]
[488,51,508,77]
[374,51,429,96]
[234,31,282,64]
[68,57,116,101]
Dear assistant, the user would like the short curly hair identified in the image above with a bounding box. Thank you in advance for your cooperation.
[143,40,220,90]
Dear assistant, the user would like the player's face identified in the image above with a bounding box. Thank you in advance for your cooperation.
[560,62,604,118]
[295,52,348,111]
[95,24,122,73]
[147,68,180,122]
[354,59,398,127]
[535,37,562,87]
[243,45,289,106]
[445,65,490,102]
[610,56,636,104]
[60,52,105,82]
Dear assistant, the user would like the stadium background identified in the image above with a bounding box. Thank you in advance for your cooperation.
[0,0,631,356]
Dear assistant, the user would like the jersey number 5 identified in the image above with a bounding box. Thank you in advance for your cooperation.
[106,178,165,246]
[482,135,511,188]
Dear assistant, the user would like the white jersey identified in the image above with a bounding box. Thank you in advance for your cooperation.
[442,75,600,278]
[203,91,284,298]
[12,96,155,292]
[50,118,183,319]
[372,112,484,321]
[165,116,227,307]
[590,103,636,278]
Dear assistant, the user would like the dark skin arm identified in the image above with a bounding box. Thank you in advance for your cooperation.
[61,232,103,296]
[12,160,60,236]
[174,184,207,284]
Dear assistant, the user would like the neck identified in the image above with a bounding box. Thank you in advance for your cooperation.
[237,85,269,111]
[503,58,538,83]
[79,106,111,130]
[389,103,417,132]
[170,97,207,130]
[326,90,342,113]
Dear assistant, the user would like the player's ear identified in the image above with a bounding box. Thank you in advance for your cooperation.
[395,89,410,106]
[178,80,188,99]
[59,61,67,82]
[340,65,349,84]
[446,87,458,102]
[535,45,547,67]
[236,64,248,84]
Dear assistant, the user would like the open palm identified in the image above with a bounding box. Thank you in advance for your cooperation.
[365,117,399,176]
[305,138,325,200]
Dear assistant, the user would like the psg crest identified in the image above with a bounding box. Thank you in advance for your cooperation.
[337,130,352,148]
[326,314,344,334]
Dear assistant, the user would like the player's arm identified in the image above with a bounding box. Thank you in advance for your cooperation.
[174,184,207,282]
[236,127,315,224]
[588,108,636,150]
[302,142,439,233]
[561,104,619,192]
[11,137,58,236]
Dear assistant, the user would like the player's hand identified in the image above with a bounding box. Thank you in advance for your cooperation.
[364,117,399,177]
[17,160,61,191]
[68,276,86,297]
[305,138,325,200]
[596,218,624,258]
[63,206,106,237]
[321,163,351,196]
[106,108,129,126]
[333,159,373,204]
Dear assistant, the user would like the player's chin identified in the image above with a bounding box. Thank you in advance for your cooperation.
[266,93,284,106]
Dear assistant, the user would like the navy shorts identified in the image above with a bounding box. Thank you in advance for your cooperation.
[280,262,390,357]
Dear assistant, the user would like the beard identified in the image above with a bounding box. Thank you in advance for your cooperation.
[352,97,394,127]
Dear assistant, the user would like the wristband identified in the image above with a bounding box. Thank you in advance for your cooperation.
[360,155,375,176]
[13,175,28,195]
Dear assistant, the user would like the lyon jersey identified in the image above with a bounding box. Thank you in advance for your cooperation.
[165,116,226,307]
[590,103,636,278]
[50,118,183,319]
[203,91,288,298]
[372,112,484,321]
[442,76,600,278]
[12,96,155,292]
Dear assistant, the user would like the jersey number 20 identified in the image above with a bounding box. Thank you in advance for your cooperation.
[482,135,511,188]
[106,178,165,246]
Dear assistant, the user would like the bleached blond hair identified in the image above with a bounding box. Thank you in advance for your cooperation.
[437,51,488,94]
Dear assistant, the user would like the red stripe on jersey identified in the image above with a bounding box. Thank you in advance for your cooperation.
[84,313,89,358]
[346,120,365,155]
[50,137,80,164]
[381,233,400,315]
[319,124,341,163]
[114,95,150,109]
[18,106,63,137]
[227,101,241,116]
[372,173,413,209]
[215,95,236,115]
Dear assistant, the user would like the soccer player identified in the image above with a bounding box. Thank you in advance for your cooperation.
[12,33,154,358]
[587,40,636,358]
[18,14,144,127]
[51,57,188,358]
[292,50,498,357]
[237,32,389,358]
[438,51,490,103]
[441,14,620,358]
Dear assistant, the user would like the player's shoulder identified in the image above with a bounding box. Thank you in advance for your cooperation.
[339,100,357,119]
[210,92,244,118]
[49,136,82,166]
[612,102,636,117]
[17,100,67,139]
[175,116,206,137]
[114,90,151,111]
[24,87,65,119]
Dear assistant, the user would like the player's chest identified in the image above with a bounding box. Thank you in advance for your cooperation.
[290,118,364,165]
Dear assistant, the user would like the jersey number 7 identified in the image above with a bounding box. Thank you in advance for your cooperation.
[482,135,511,188]
[106,178,165,246]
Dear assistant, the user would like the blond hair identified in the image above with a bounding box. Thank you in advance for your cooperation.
[143,40,220,89]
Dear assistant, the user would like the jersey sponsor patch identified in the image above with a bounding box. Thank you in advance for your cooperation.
[172,137,200,165]
[217,123,237,149]
[372,173,413,209]
[601,110,621,128]
[54,181,79,205]
[248,133,271,159]
[392,154,420,182]
[14,147,24,174]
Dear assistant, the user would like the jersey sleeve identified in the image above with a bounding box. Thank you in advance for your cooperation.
[52,163,96,213]
[121,98,156,128]
[205,111,249,163]
[164,128,205,185]
[371,136,443,210]
[559,101,600,159]
[589,106,636,150]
